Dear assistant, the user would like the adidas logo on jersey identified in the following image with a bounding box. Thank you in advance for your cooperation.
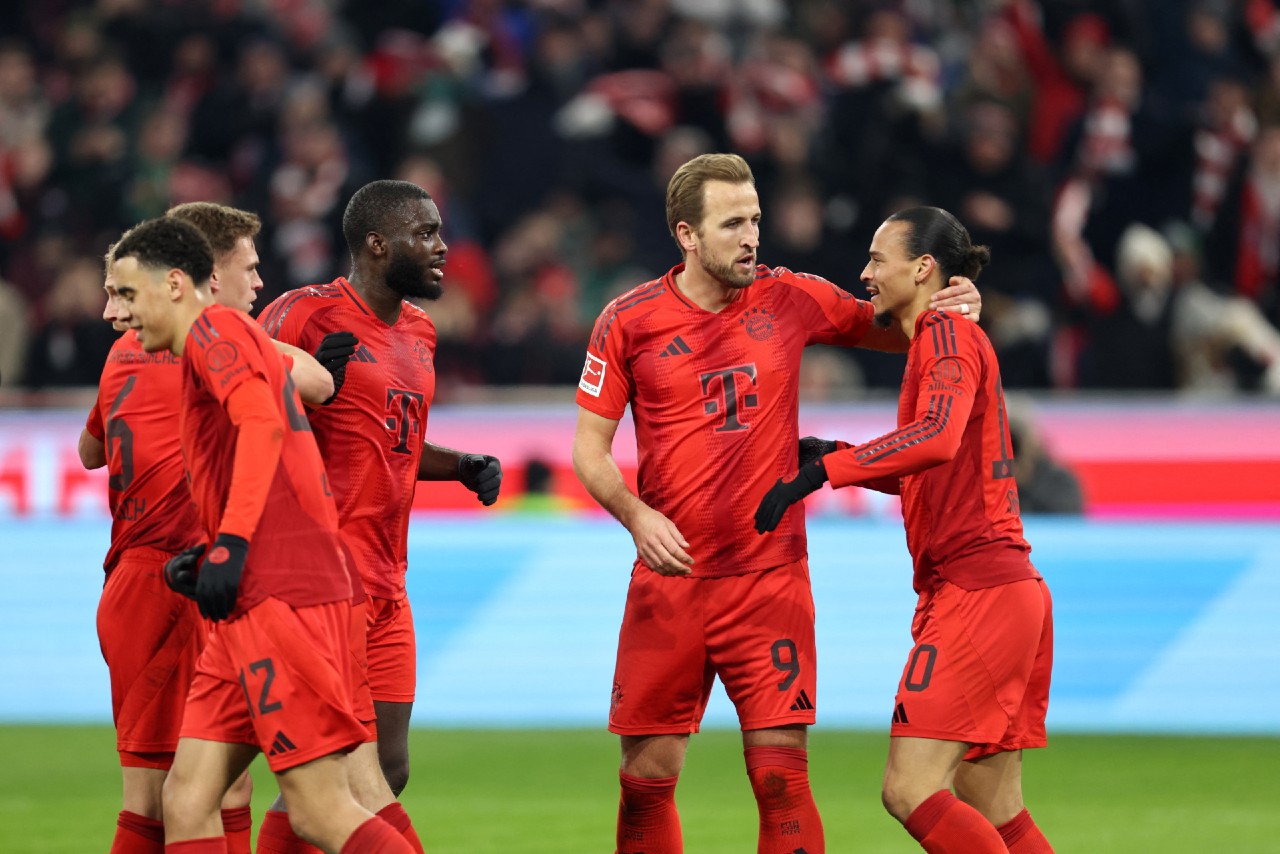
[350,345,377,363]
[891,702,909,725]
[658,336,693,357]
[789,689,814,712]
[268,730,297,756]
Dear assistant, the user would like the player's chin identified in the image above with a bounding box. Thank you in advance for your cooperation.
[418,280,444,301]
[873,310,894,329]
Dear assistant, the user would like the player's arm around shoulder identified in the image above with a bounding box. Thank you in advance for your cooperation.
[857,275,985,353]
[270,339,333,405]
[571,407,693,576]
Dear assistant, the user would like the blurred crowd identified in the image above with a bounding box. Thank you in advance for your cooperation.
[4,0,1280,397]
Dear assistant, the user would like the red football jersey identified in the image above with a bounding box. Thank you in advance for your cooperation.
[823,310,1038,593]
[86,331,202,572]
[576,264,875,578]
[257,278,437,600]
[180,304,350,616]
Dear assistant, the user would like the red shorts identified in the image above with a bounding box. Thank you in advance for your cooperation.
[890,578,1053,759]
[609,560,818,735]
[365,595,416,704]
[97,546,203,767]
[181,598,369,772]
[348,599,376,737]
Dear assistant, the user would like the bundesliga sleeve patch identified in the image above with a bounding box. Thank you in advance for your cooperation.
[579,353,607,397]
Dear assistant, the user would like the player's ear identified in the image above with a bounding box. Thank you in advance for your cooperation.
[365,231,386,258]
[915,254,936,285]
[676,221,697,254]
[166,267,187,300]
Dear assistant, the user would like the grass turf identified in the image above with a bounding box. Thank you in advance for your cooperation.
[1,726,1277,852]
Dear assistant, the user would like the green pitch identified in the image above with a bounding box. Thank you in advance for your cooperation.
[2,726,1278,852]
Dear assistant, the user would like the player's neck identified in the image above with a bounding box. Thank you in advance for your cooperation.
[898,286,941,340]
[348,270,403,326]
[170,295,211,356]
[675,264,743,313]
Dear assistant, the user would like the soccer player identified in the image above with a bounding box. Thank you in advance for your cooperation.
[256,179,501,841]
[80,236,338,854]
[754,206,1055,854]
[571,153,982,854]
[108,216,415,853]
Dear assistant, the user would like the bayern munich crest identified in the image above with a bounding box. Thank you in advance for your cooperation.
[739,306,775,341]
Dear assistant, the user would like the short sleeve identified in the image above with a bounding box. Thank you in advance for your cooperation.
[85,395,105,440]
[574,305,632,419]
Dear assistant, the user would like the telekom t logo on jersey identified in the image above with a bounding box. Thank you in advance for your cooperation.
[385,388,424,455]
[700,363,759,433]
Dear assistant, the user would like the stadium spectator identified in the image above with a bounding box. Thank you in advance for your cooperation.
[23,256,117,388]
[1006,396,1086,514]
[4,0,1280,394]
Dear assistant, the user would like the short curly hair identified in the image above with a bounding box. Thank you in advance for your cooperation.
[342,180,433,257]
[112,217,215,285]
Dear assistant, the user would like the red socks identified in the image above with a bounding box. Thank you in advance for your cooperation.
[904,790,1007,853]
[997,808,1054,852]
[339,817,416,853]
[111,811,164,854]
[617,771,682,854]
[376,802,426,854]
[255,809,321,854]
[744,746,825,854]
[165,840,226,853]
[222,807,253,854]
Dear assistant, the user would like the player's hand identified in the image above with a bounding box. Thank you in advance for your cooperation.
[755,459,829,534]
[628,506,694,576]
[313,331,358,404]
[458,454,502,506]
[195,533,249,621]
[930,275,981,322]
[163,543,206,601]
[798,436,838,468]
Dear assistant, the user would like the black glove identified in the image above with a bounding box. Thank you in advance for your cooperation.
[754,459,829,535]
[458,454,502,506]
[798,436,838,468]
[163,543,206,601]
[195,533,249,621]
[313,331,358,404]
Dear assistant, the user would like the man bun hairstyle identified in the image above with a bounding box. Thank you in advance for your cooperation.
[886,206,991,282]
[342,179,433,257]
[112,217,215,286]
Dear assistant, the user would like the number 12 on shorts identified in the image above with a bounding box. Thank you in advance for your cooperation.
[238,657,283,717]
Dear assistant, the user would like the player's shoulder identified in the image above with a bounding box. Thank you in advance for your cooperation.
[599,276,668,320]
[589,275,668,349]
[258,279,349,336]
[757,265,853,303]
[398,299,436,330]
[192,304,266,350]
[917,310,990,353]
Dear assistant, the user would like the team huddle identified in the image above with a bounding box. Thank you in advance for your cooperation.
[83,156,1055,854]
[83,182,500,854]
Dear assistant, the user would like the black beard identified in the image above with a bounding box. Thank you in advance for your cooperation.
[873,310,894,329]
[385,250,443,300]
